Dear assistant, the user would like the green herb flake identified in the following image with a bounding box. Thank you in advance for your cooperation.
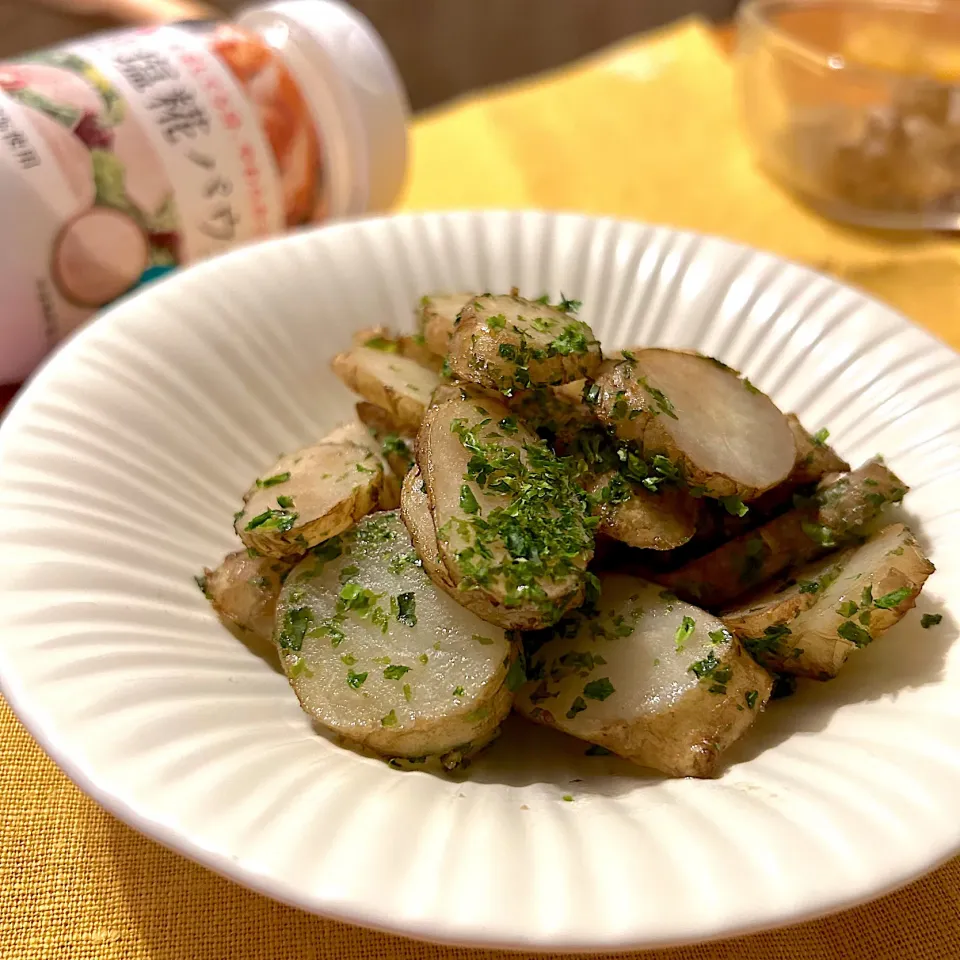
[363,335,398,352]
[459,484,480,514]
[742,377,761,394]
[473,634,495,645]
[276,494,295,509]
[346,669,368,689]
[384,664,410,680]
[745,690,759,709]
[674,615,696,651]
[837,600,859,618]
[720,495,749,518]
[193,573,208,596]
[566,696,587,719]
[558,295,582,313]
[583,677,615,701]
[812,428,830,446]
[798,579,820,595]
[245,507,297,533]
[506,657,526,692]
[403,683,412,701]
[396,591,417,627]
[921,613,943,629]
[340,654,357,666]
[638,376,678,420]
[562,794,574,802]
[278,606,314,652]
[874,586,912,609]
[487,313,507,330]
[257,471,290,488]
[418,653,429,665]
[708,629,730,646]
[381,434,411,458]
[838,620,872,647]
[381,710,398,727]
[452,686,465,697]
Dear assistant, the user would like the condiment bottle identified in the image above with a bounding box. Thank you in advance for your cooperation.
[0,0,408,384]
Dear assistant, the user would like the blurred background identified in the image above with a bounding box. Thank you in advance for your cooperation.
[0,0,739,110]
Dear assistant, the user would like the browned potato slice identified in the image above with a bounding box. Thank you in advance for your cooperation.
[274,512,517,765]
[236,441,384,559]
[332,347,440,433]
[355,402,416,480]
[448,294,601,394]
[203,549,293,640]
[515,575,772,778]
[350,326,443,373]
[417,386,594,630]
[400,466,505,625]
[658,460,908,608]
[592,350,795,500]
[419,292,475,356]
[786,415,849,484]
[723,524,933,679]
[323,419,401,510]
[585,473,700,550]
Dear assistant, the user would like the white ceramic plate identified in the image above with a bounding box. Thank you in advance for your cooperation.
[1,212,958,952]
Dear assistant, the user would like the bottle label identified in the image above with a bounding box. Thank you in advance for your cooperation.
[0,23,323,383]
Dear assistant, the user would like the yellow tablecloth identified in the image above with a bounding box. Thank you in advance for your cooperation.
[4,18,960,960]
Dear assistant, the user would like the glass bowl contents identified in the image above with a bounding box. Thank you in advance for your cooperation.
[737,0,960,229]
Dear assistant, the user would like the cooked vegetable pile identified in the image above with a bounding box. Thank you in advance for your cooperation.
[201,291,935,778]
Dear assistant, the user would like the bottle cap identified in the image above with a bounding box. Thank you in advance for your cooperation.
[237,0,409,215]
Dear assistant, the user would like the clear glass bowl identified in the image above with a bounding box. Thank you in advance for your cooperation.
[737,0,960,230]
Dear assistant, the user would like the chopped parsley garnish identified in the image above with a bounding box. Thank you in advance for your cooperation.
[193,573,208,596]
[874,587,912,609]
[339,564,361,582]
[798,579,820,594]
[812,428,830,446]
[452,686,465,697]
[363,335,398,352]
[289,658,313,679]
[396,592,417,627]
[418,653,429,665]
[745,690,759,709]
[558,295,581,313]
[549,323,591,356]
[837,600,858,618]
[506,657,527,692]
[689,650,720,679]
[583,677,615,701]
[276,494,295,509]
[562,794,574,802]
[742,377,761,394]
[583,382,601,406]
[245,506,297,533]
[720,495,749,518]
[487,313,507,330]
[837,620,871,647]
[356,462,375,474]
[473,634,495,645]
[381,434,411,459]
[403,683,412,701]
[381,710,398,727]
[921,613,943,629]
[312,537,343,563]
[638,376,678,419]
[801,521,837,548]
[708,629,730,645]
[340,654,357,666]
[384,664,410,680]
[498,416,518,434]
[278,606,313,652]
[257,472,290,488]
[346,669,368,689]
[566,696,587,719]
[743,624,792,660]
[459,484,480,514]
[339,582,380,614]
[674,615,696,651]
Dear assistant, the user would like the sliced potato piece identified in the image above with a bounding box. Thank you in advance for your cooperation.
[274,511,517,764]
[350,326,443,373]
[418,387,594,630]
[419,292,475,357]
[658,460,908,608]
[592,350,795,500]
[355,402,416,481]
[586,473,699,550]
[515,575,772,778]
[786,415,849,485]
[332,347,440,433]
[322,419,402,508]
[448,294,602,394]
[203,549,293,641]
[236,440,384,559]
[724,524,933,679]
